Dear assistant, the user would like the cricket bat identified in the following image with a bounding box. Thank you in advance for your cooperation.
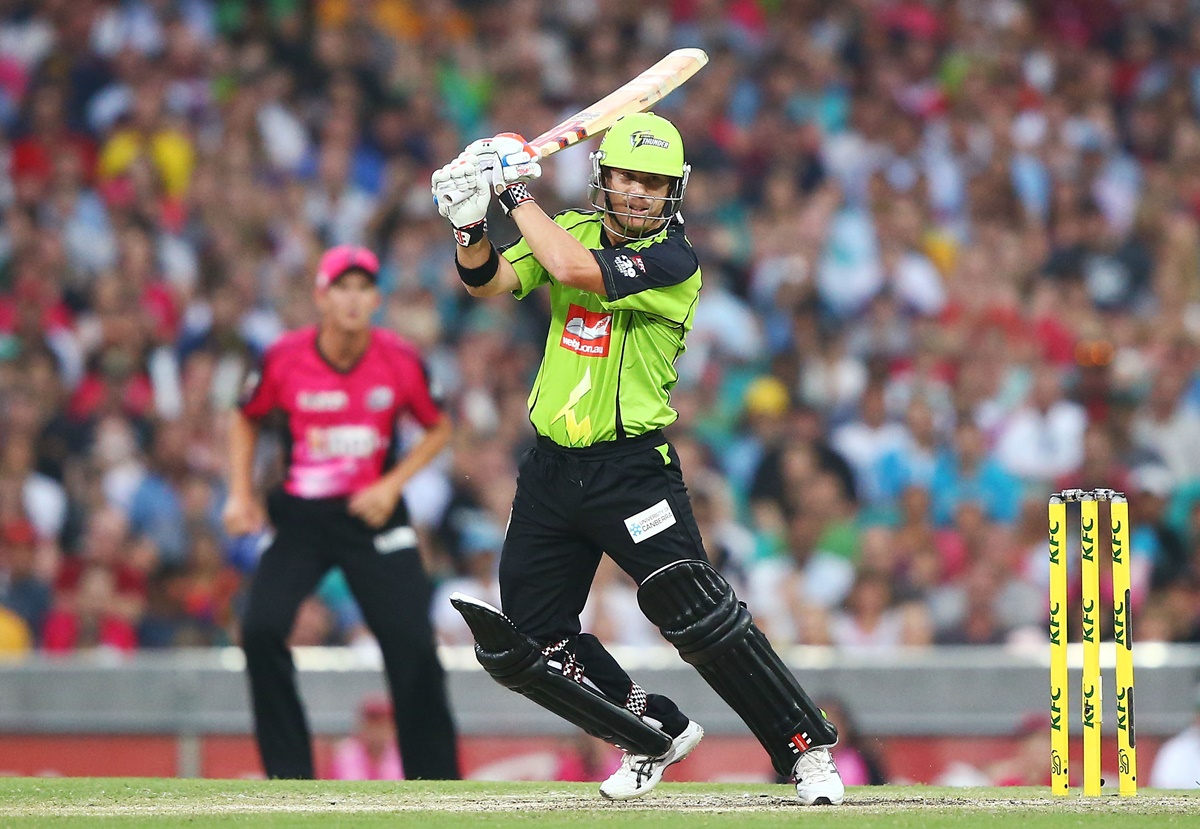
[529,48,709,159]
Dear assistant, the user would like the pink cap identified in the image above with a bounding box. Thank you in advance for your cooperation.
[1014,711,1052,736]
[315,245,380,290]
[359,694,394,720]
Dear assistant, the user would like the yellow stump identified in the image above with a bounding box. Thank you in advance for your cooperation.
[1110,496,1137,796]
[1048,495,1070,795]
[1080,494,1102,796]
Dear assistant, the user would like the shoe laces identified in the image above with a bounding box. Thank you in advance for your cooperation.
[795,747,837,783]
[617,752,659,787]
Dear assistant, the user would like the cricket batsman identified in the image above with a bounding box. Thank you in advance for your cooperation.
[430,112,844,804]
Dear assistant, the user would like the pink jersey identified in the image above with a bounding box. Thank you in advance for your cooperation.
[240,327,442,499]
[328,738,404,781]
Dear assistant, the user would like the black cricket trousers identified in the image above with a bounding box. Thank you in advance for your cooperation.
[241,489,460,779]
[498,430,708,737]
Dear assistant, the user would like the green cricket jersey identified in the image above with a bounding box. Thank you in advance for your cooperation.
[501,209,702,448]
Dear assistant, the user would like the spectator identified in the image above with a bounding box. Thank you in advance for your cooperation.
[722,375,793,499]
[876,397,944,507]
[0,436,66,543]
[688,473,755,595]
[798,326,870,417]
[747,506,855,646]
[328,694,404,781]
[552,732,621,783]
[1130,364,1200,487]
[1149,684,1200,789]
[175,527,241,644]
[97,73,194,201]
[304,143,377,246]
[127,419,191,565]
[820,696,888,786]
[42,564,138,654]
[830,569,932,650]
[0,604,31,655]
[930,560,1009,645]
[2,0,1200,658]
[993,364,1087,488]
[0,517,52,641]
[987,712,1053,787]
[748,401,857,520]
[831,382,908,506]
[583,556,662,648]
[431,532,501,647]
[55,504,150,624]
[890,487,953,593]
[1055,421,1131,496]
[137,564,191,648]
[9,83,96,196]
[929,421,1022,527]
[1128,465,1188,592]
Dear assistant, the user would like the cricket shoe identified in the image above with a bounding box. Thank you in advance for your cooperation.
[793,745,844,805]
[599,719,704,801]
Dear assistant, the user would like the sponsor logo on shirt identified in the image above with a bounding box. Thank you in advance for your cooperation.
[561,304,612,357]
[366,386,394,411]
[306,425,382,459]
[623,499,677,544]
[614,255,645,279]
[297,390,349,411]
[374,525,418,553]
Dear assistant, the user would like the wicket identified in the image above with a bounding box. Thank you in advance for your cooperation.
[1048,488,1137,797]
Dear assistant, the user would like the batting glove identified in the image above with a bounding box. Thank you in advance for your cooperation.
[467,132,540,214]
[431,152,492,246]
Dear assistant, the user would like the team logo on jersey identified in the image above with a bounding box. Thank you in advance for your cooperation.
[561,304,612,357]
[614,255,645,279]
[366,386,394,411]
[630,130,670,150]
[297,390,348,411]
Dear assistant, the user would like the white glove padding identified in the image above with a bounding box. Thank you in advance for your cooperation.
[466,132,542,194]
[431,151,491,231]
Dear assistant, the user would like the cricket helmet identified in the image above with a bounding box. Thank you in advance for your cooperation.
[589,112,690,239]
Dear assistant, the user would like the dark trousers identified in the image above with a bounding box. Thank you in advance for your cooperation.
[241,490,460,779]
[499,431,705,736]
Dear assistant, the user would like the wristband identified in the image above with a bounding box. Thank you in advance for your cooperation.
[498,182,535,215]
[456,243,500,287]
[453,218,487,247]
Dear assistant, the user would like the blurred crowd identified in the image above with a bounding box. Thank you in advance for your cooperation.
[3,0,1200,657]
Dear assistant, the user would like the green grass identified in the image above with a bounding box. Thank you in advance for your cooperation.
[0,779,1196,828]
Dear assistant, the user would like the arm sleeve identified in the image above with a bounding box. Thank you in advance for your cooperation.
[238,349,281,420]
[500,236,551,300]
[594,230,700,322]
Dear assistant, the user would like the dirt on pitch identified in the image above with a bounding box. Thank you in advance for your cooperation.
[4,790,1197,817]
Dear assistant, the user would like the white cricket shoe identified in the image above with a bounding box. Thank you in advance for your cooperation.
[793,745,844,805]
[599,720,704,801]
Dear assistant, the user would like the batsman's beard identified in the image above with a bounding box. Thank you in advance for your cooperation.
[594,188,674,240]
[588,161,689,241]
